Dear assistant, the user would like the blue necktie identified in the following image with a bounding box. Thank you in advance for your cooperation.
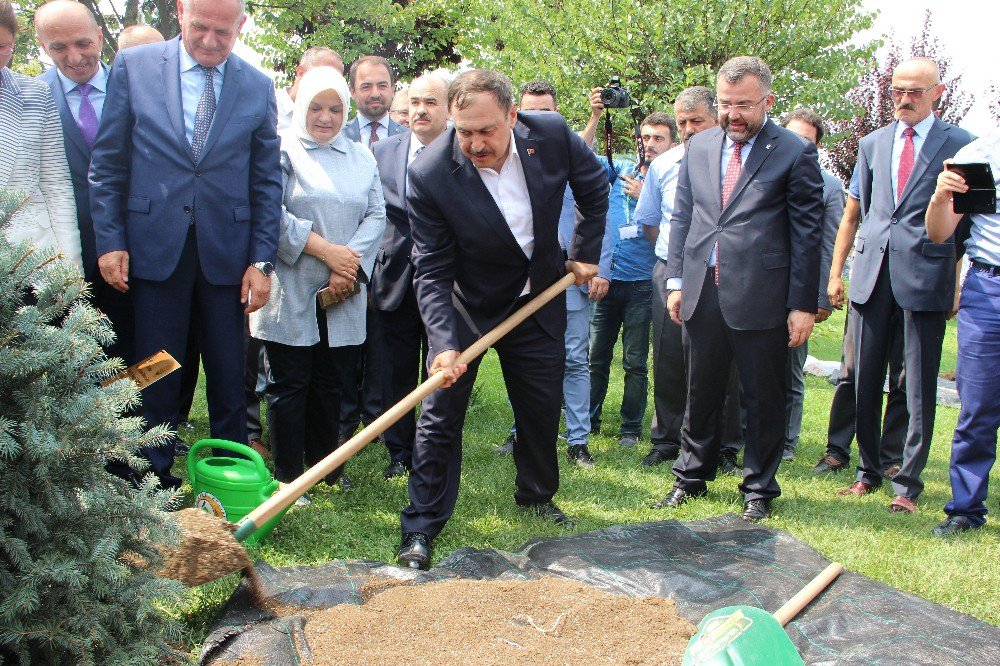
[191,65,216,161]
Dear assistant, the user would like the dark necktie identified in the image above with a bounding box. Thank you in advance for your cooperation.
[191,65,216,161]
[76,83,99,148]
[717,142,745,285]
[369,121,381,147]
[897,127,916,200]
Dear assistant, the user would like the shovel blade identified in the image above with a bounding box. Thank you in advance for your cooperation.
[682,606,803,666]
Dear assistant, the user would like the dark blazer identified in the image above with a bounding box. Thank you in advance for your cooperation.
[341,115,406,144]
[38,63,109,281]
[407,111,609,356]
[666,119,824,329]
[371,131,418,311]
[89,37,282,286]
[849,117,974,312]
[818,169,846,310]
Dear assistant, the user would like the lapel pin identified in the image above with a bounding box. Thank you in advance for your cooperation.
[526,148,536,156]
[766,144,772,150]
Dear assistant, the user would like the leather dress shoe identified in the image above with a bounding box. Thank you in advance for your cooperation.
[781,446,795,462]
[619,434,639,448]
[397,532,431,570]
[742,498,772,522]
[641,448,677,467]
[526,501,575,529]
[495,433,515,455]
[883,464,902,479]
[158,474,184,491]
[718,451,742,476]
[932,515,980,537]
[248,437,271,460]
[173,442,190,457]
[812,454,848,474]
[653,486,706,509]
[384,460,410,480]
[567,444,595,468]
[889,495,916,513]
[838,481,880,497]
[338,474,353,491]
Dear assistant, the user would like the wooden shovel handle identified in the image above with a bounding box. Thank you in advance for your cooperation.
[234,272,578,541]
[772,562,844,627]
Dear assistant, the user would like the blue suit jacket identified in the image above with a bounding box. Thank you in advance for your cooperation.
[850,117,974,311]
[39,63,108,281]
[89,37,281,285]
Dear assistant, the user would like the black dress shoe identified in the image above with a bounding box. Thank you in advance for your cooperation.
[384,460,410,480]
[812,454,848,474]
[158,474,184,491]
[718,451,742,476]
[525,501,575,529]
[495,433,515,455]
[567,444,595,468]
[641,448,677,467]
[397,532,431,570]
[652,486,706,509]
[742,498,772,522]
[173,442,190,457]
[932,515,980,537]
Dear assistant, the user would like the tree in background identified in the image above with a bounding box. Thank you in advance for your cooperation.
[457,0,877,144]
[0,190,183,666]
[246,0,464,85]
[826,10,973,185]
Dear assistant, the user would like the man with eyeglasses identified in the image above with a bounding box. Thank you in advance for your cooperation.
[661,56,824,522]
[828,57,973,514]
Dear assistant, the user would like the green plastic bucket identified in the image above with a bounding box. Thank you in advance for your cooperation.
[186,438,287,546]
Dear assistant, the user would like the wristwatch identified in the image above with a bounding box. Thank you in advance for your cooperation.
[251,261,274,277]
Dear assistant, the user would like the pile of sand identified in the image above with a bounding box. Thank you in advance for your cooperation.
[277,577,695,665]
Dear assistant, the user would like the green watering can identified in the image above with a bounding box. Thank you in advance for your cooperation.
[682,563,844,665]
[187,439,288,546]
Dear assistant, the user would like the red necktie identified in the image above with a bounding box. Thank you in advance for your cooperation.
[717,142,744,285]
[897,127,916,200]
[369,121,381,147]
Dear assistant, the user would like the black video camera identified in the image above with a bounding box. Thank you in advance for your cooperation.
[600,77,633,109]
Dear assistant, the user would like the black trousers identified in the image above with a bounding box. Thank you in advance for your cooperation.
[401,309,564,539]
[378,285,427,466]
[852,259,946,498]
[672,274,788,501]
[340,297,385,437]
[825,304,907,465]
[262,311,360,485]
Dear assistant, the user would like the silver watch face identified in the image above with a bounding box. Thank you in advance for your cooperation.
[254,262,274,277]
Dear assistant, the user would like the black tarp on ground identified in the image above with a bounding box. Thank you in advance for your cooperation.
[198,515,1000,665]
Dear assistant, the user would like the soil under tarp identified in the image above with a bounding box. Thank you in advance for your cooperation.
[199,515,1000,666]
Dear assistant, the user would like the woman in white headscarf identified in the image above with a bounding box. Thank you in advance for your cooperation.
[250,66,386,502]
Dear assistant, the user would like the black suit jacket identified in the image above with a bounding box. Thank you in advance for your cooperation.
[407,112,609,356]
[666,119,824,330]
[371,132,418,311]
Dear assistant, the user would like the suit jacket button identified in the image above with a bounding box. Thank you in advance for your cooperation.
[183,205,191,213]
[195,171,203,177]
[880,246,885,253]
[716,225,723,232]
[891,218,897,224]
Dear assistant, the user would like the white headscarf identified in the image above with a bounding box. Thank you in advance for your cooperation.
[293,66,352,145]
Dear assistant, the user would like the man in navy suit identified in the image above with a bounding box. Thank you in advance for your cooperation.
[663,56,824,522]
[89,0,282,489]
[395,70,609,570]
[829,57,974,512]
[371,73,450,481]
[35,1,133,366]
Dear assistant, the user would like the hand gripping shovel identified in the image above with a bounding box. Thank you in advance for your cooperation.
[682,562,844,666]
[160,272,579,588]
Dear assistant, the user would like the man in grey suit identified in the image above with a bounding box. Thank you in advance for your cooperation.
[830,57,973,513]
[371,73,450,480]
[662,56,824,522]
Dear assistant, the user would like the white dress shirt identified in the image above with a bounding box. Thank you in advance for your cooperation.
[476,132,534,294]
[359,114,391,144]
[56,64,107,126]
[275,87,294,131]
[407,135,427,165]
[179,40,226,145]
[890,112,936,205]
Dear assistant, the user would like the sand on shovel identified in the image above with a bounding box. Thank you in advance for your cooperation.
[159,508,252,587]
[257,576,696,665]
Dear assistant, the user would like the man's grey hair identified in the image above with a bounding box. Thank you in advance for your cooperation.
[717,56,773,91]
[300,46,342,69]
[675,86,716,113]
[182,0,246,16]
[448,69,515,111]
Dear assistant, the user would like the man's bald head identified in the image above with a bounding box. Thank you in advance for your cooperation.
[35,0,103,85]
[118,24,164,50]
[891,57,944,126]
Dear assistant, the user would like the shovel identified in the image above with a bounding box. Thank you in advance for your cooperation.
[682,562,844,665]
[161,272,579,588]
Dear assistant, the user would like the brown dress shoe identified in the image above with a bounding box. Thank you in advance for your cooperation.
[889,495,917,513]
[838,481,879,497]
[249,437,271,460]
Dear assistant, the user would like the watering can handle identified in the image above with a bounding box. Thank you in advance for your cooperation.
[772,562,844,627]
[186,439,271,486]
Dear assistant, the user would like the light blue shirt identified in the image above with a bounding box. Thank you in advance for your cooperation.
[890,112,936,205]
[358,114,391,144]
[635,143,685,261]
[179,41,226,145]
[56,63,107,124]
[952,126,1000,266]
[597,156,657,281]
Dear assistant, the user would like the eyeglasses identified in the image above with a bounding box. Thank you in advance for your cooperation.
[888,84,938,101]
[718,95,768,113]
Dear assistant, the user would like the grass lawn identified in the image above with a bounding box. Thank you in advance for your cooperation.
[168,305,998,655]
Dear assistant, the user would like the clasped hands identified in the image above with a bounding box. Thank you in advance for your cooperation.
[323,244,362,304]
